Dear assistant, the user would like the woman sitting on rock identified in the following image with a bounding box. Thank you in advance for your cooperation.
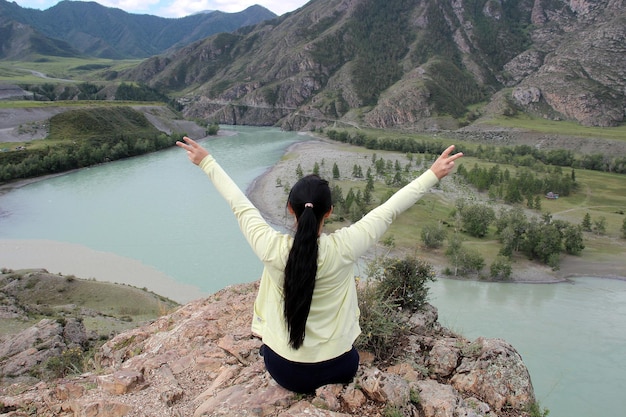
[177,136,462,393]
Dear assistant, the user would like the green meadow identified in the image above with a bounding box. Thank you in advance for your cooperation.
[317,125,625,275]
[0,57,143,84]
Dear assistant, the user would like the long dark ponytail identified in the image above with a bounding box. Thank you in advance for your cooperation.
[284,174,332,349]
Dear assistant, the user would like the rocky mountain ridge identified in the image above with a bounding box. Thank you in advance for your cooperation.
[0,0,276,59]
[0,282,536,417]
[123,0,624,130]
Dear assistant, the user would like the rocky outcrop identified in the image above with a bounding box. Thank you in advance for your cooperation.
[508,0,626,126]
[0,84,33,100]
[0,282,536,417]
[0,318,93,382]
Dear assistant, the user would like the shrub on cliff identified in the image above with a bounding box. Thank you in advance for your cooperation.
[356,255,435,361]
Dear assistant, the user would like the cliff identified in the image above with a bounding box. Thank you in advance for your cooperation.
[0,281,536,417]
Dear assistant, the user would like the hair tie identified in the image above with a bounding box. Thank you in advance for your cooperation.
[304,202,314,208]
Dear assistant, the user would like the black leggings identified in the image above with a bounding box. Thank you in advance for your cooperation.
[261,344,359,394]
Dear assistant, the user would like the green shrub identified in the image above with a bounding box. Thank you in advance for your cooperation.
[371,255,436,311]
[421,223,447,249]
[356,255,436,361]
[45,347,85,378]
[526,401,550,417]
[355,280,404,360]
[489,255,512,280]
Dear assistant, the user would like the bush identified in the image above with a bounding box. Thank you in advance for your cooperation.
[369,255,436,311]
[206,122,220,136]
[355,281,404,360]
[421,223,447,249]
[355,255,435,361]
[490,255,512,280]
[45,347,85,378]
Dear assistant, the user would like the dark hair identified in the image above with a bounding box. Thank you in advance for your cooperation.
[284,174,332,349]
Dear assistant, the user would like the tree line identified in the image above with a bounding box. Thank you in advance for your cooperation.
[0,132,183,182]
[20,82,182,110]
[325,129,626,174]
[455,163,575,206]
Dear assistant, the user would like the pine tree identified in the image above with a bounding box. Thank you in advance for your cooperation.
[581,212,592,232]
[296,163,303,179]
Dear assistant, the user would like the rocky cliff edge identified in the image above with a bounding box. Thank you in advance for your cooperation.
[0,281,536,417]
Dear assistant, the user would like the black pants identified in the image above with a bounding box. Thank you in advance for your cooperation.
[261,344,359,394]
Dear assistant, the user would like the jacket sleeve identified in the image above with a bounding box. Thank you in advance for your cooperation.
[331,169,439,260]
[198,155,282,261]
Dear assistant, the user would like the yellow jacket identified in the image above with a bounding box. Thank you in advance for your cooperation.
[199,155,439,363]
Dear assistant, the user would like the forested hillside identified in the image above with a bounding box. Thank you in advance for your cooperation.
[120,0,624,130]
[0,0,276,59]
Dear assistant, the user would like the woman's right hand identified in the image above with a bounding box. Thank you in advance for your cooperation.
[430,145,463,180]
[176,136,209,166]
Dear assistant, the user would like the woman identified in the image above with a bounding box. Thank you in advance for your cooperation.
[176,136,462,393]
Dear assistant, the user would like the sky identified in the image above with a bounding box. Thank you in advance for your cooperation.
[11,0,311,18]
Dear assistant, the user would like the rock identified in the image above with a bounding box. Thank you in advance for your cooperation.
[359,368,410,406]
[341,385,367,411]
[428,339,461,378]
[409,303,439,329]
[68,399,133,417]
[0,318,91,380]
[512,87,542,106]
[98,370,146,395]
[502,51,545,85]
[451,337,535,411]
[312,384,343,411]
[0,282,537,417]
[279,400,351,417]
[413,379,461,417]
[63,318,90,348]
[55,382,86,401]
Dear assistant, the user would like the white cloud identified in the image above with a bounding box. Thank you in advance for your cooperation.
[94,0,162,15]
[157,0,228,18]
[156,0,307,17]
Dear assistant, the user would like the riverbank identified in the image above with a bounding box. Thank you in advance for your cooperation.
[246,138,626,284]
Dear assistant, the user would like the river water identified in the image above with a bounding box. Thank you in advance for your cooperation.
[0,126,624,416]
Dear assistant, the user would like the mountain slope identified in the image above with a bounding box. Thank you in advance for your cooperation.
[0,0,276,59]
[124,0,624,129]
[0,18,79,59]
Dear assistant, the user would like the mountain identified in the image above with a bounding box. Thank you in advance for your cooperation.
[0,0,276,59]
[122,0,625,129]
[0,17,80,59]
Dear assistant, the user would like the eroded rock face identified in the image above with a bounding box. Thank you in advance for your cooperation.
[0,282,536,417]
[0,318,91,382]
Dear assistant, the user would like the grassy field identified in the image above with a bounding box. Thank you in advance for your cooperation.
[482,114,626,141]
[0,100,164,109]
[0,57,143,84]
[315,136,626,276]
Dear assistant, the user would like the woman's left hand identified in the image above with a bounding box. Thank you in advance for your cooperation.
[430,145,463,180]
[176,136,209,166]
